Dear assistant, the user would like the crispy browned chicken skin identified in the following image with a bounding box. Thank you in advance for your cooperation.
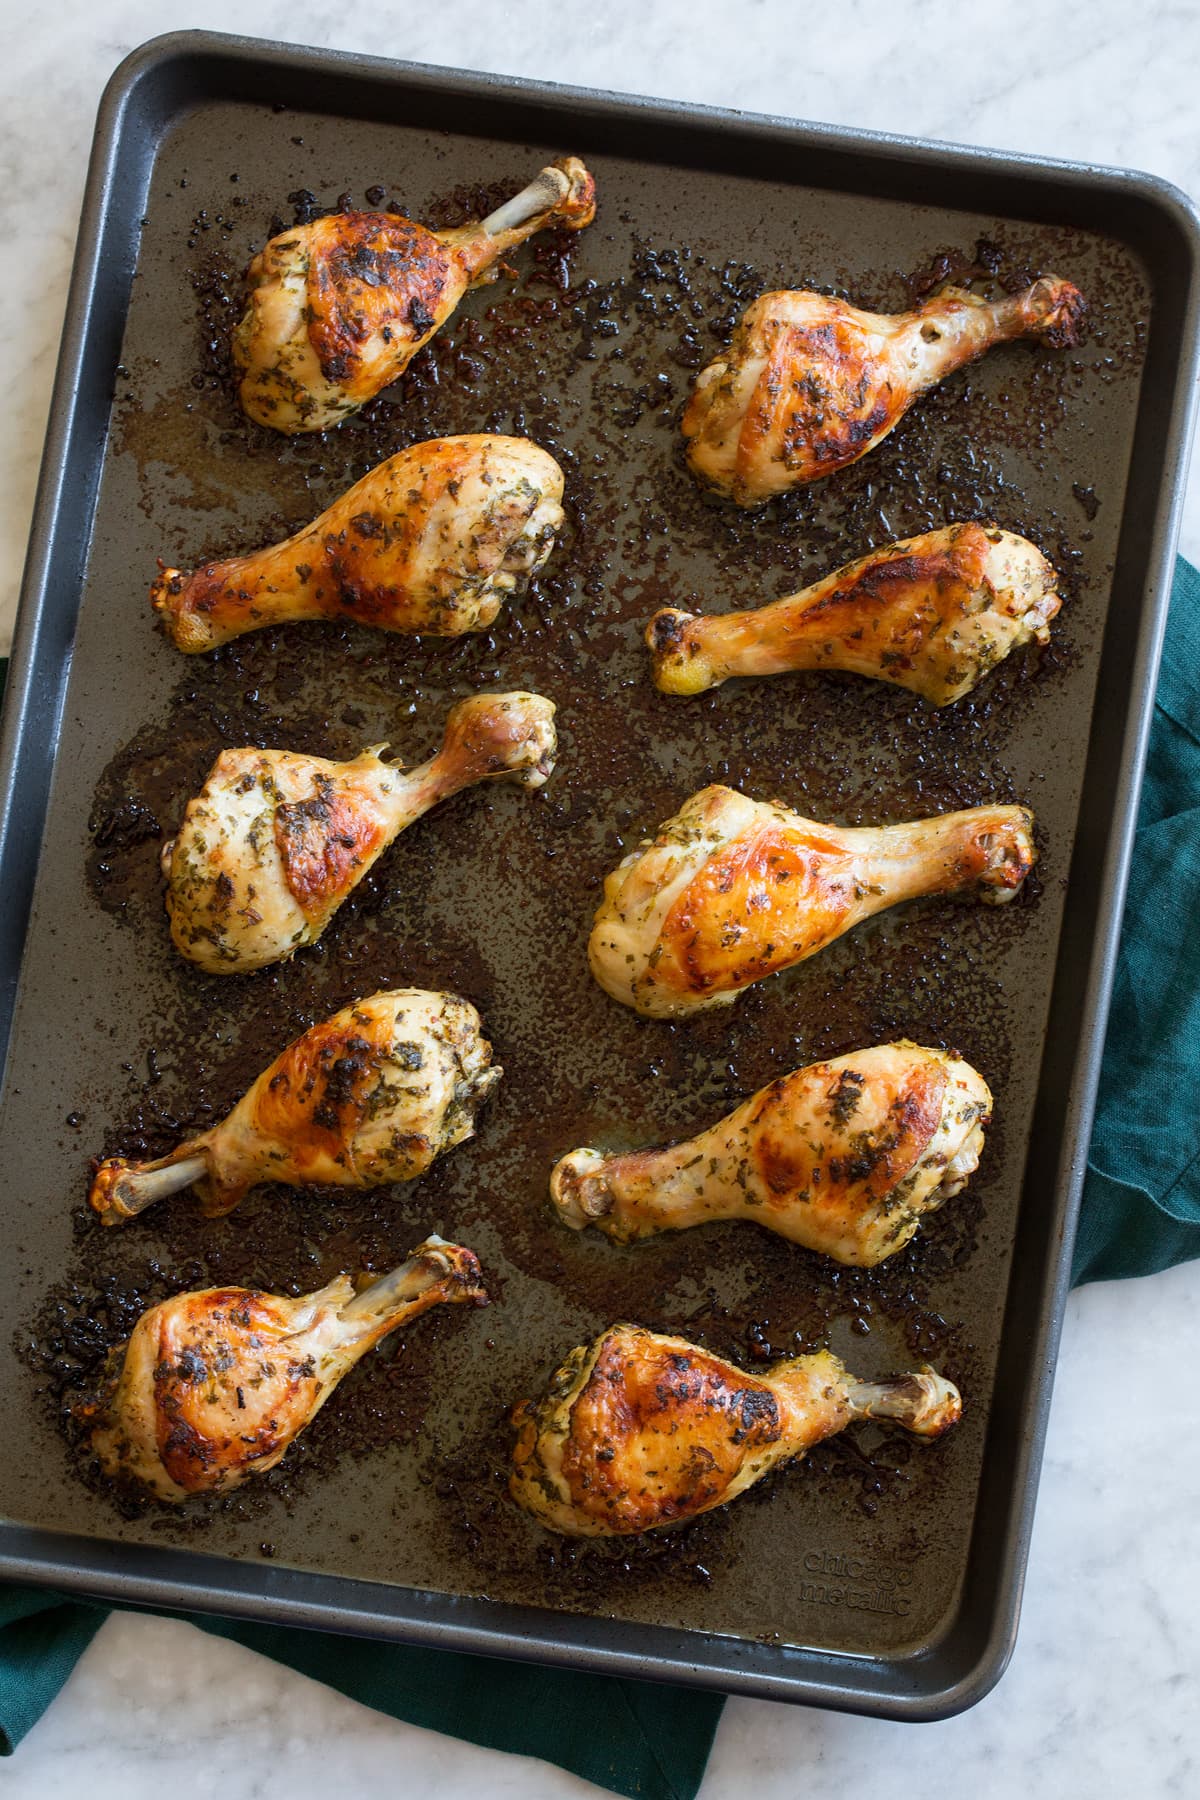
[647,523,1062,705]
[234,157,596,431]
[511,1325,960,1536]
[151,435,564,653]
[87,1237,487,1500]
[162,692,557,975]
[589,785,1036,1017]
[682,277,1086,505]
[551,1041,991,1264]
[89,990,500,1226]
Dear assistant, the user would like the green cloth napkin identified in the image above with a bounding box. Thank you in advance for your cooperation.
[1072,554,1200,1282]
[2,557,1199,1789]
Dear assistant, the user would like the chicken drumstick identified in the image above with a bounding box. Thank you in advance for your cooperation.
[89,989,500,1226]
[647,523,1062,705]
[88,1236,487,1499]
[551,1041,991,1265]
[589,785,1035,1017]
[683,277,1086,505]
[235,157,596,431]
[152,435,564,653]
[511,1325,960,1536]
[163,691,556,975]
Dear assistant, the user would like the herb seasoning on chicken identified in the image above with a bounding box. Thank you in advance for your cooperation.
[234,157,596,431]
[551,1041,992,1264]
[647,523,1062,705]
[682,277,1086,505]
[89,990,501,1225]
[589,785,1036,1016]
[151,435,565,651]
[86,1237,487,1499]
[511,1325,960,1536]
[162,692,557,974]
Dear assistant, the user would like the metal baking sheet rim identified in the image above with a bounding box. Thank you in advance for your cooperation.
[1,29,1198,1719]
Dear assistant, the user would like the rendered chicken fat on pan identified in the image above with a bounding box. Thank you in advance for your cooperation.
[510,1325,961,1537]
[646,523,1063,706]
[161,691,558,975]
[85,1237,488,1500]
[588,785,1037,1016]
[233,157,597,432]
[550,1041,992,1265]
[87,990,501,1226]
[63,112,1060,1589]
[682,277,1086,505]
[150,434,566,652]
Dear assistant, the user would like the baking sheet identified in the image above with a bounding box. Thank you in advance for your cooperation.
[0,32,1196,1714]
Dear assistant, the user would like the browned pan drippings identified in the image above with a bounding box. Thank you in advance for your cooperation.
[0,95,1153,1661]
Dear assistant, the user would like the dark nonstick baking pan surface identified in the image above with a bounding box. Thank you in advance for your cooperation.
[1,31,1197,1717]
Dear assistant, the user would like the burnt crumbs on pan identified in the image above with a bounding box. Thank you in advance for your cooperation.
[3,100,1151,1654]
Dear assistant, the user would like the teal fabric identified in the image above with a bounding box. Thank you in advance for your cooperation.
[2,558,1199,1783]
[0,1590,105,1756]
[1074,555,1200,1282]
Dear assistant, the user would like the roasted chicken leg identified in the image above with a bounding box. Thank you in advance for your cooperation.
[152,434,565,653]
[87,1236,487,1499]
[511,1325,960,1536]
[647,523,1062,705]
[683,277,1086,505]
[234,158,596,432]
[89,989,500,1226]
[589,785,1035,1016]
[162,692,556,974]
[551,1042,991,1265]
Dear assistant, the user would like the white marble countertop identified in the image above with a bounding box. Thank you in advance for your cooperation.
[3,4,1200,1798]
